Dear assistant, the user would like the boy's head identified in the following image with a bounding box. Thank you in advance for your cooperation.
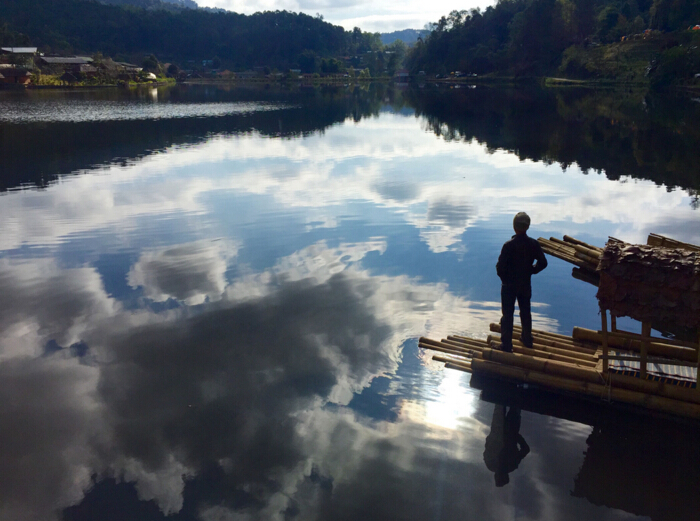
[513,212,530,233]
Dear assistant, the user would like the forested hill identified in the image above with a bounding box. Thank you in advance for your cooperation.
[0,0,347,68]
[407,0,700,84]
[100,0,199,11]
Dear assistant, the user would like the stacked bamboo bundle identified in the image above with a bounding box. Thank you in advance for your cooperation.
[537,235,602,284]
[419,323,700,420]
[597,239,700,328]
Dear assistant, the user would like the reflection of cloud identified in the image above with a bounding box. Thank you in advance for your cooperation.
[128,240,238,305]
[372,180,420,203]
[1,116,697,256]
[0,356,102,521]
[0,236,559,520]
[0,259,118,359]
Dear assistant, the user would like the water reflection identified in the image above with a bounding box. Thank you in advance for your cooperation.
[0,84,699,520]
[483,405,530,487]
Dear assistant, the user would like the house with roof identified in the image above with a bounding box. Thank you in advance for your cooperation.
[39,56,95,75]
[0,67,33,85]
[0,47,38,69]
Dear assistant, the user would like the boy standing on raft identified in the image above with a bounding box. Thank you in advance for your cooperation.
[496,212,548,352]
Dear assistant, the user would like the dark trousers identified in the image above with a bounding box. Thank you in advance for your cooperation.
[500,284,532,351]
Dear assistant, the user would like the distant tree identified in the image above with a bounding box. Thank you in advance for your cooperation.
[142,54,160,72]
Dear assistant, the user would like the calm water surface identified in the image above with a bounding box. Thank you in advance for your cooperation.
[1,84,699,521]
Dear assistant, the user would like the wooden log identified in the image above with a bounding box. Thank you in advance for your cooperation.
[481,348,603,383]
[488,340,598,368]
[563,235,604,252]
[573,327,698,362]
[471,359,700,420]
[487,334,597,363]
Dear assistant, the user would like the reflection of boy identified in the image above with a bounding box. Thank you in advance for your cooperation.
[483,405,530,487]
[496,212,547,352]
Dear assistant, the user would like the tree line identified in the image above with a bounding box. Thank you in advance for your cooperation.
[0,0,403,74]
[406,0,700,83]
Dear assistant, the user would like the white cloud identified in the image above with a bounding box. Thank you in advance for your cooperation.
[195,0,496,32]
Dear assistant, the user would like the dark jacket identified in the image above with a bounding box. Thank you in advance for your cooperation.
[496,233,547,287]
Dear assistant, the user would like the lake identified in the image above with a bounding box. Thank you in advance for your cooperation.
[1,83,699,521]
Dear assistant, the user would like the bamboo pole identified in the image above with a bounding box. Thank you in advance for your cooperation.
[443,336,489,350]
[471,359,700,420]
[488,323,577,342]
[445,362,472,373]
[419,343,479,359]
[419,339,481,355]
[538,240,591,269]
[489,323,597,354]
[647,233,700,252]
[486,334,597,363]
[601,307,609,374]
[438,340,485,355]
[488,340,598,368]
[419,338,481,355]
[603,328,698,349]
[640,321,651,379]
[608,373,700,406]
[571,267,600,287]
[573,327,698,361]
[550,237,601,260]
[563,235,604,253]
[432,355,472,369]
[481,348,603,383]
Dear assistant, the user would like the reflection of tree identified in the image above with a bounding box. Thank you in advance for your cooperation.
[573,413,700,521]
[474,374,700,521]
[0,84,404,192]
[407,86,700,201]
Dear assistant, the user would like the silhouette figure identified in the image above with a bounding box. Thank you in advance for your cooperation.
[483,405,530,486]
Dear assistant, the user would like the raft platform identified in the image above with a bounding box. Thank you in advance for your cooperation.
[419,323,700,420]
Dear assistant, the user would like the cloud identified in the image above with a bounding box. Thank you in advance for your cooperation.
[0,356,103,521]
[128,240,239,305]
[0,259,118,359]
[195,0,495,32]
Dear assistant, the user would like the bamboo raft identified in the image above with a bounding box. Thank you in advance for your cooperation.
[419,323,700,420]
[419,233,700,420]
